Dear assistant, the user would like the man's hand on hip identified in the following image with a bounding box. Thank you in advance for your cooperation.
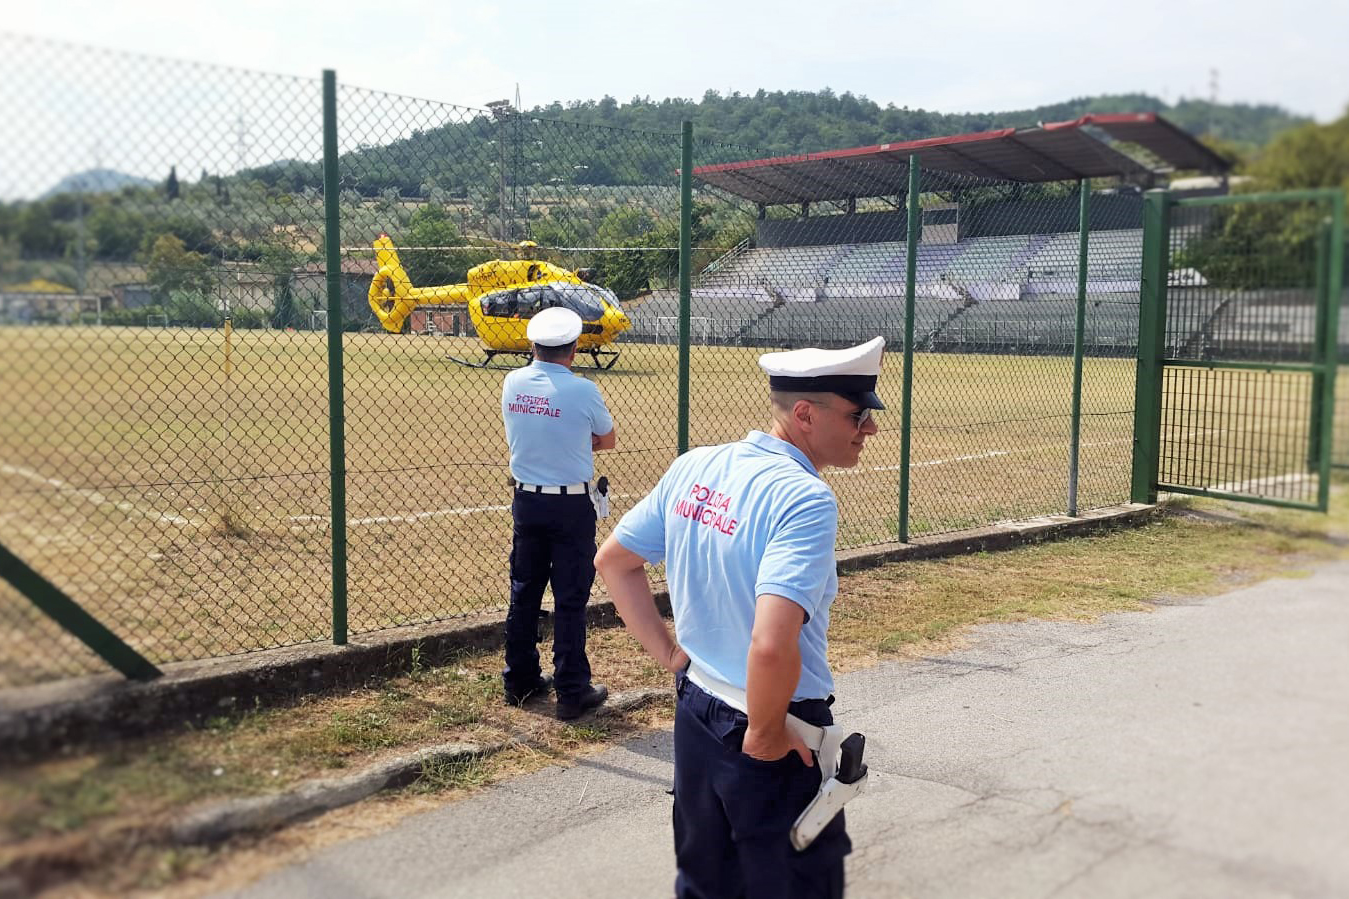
[743,720,814,766]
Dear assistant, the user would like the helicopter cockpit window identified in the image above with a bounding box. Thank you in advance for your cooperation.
[592,285,622,312]
[480,284,609,321]
[479,288,520,318]
[547,284,606,321]
[516,287,557,318]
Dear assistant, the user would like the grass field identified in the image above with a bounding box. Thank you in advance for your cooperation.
[0,324,1340,686]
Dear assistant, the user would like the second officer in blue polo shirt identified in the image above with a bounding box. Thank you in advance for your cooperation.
[595,336,885,898]
[501,306,615,720]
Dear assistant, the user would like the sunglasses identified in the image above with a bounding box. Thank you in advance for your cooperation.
[847,407,874,429]
[810,401,874,430]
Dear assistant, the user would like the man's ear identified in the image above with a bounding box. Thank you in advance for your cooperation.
[792,398,814,429]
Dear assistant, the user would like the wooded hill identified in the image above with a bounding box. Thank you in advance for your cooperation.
[233,91,1307,201]
[529,90,1308,157]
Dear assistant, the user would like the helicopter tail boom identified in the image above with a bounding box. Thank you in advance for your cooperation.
[368,235,471,332]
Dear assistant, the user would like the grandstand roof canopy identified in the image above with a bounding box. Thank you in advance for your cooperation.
[693,113,1231,206]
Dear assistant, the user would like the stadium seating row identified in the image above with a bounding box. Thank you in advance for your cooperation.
[697,229,1149,293]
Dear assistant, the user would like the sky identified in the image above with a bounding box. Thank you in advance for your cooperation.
[15,0,1348,121]
[5,0,1345,199]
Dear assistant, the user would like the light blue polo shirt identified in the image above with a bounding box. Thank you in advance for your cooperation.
[502,361,613,486]
[612,430,839,700]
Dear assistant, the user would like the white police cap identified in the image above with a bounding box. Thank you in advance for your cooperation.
[759,336,886,409]
[526,307,583,346]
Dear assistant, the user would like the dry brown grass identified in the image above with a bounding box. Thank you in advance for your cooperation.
[0,324,1339,687]
[0,325,1149,684]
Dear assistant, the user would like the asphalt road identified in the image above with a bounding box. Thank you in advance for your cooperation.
[217,560,1349,899]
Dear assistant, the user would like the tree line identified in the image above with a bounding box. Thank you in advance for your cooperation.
[1175,112,1349,290]
[0,88,1341,317]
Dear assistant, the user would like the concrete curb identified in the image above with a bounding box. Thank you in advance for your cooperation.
[170,686,669,846]
[170,740,498,845]
[834,502,1159,573]
[0,688,675,898]
[0,504,1157,758]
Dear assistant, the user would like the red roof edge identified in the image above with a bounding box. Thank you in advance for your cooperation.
[691,127,1018,176]
[1042,112,1229,172]
[1040,112,1158,131]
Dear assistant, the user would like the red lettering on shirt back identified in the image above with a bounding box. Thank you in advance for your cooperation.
[507,394,562,418]
[673,484,738,535]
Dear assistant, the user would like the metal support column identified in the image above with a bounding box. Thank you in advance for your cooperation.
[678,121,693,456]
[0,543,161,680]
[322,70,349,645]
[1316,191,1344,504]
[1131,189,1171,504]
[1068,179,1090,515]
[897,157,919,542]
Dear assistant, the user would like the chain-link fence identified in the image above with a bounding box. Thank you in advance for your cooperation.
[0,38,333,686]
[1151,193,1343,507]
[1,36,1343,688]
[678,145,1144,539]
[331,86,686,638]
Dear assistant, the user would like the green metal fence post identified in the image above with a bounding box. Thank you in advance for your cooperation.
[677,121,693,456]
[1316,191,1345,510]
[1068,178,1090,516]
[322,70,349,645]
[1131,188,1171,504]
[0,543,162,680]
[1309,217,1329,473]
[897,156,919,542]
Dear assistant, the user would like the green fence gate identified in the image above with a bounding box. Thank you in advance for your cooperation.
[1132,188,1345,510]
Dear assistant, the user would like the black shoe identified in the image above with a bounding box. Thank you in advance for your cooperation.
[504,674,554,706]
[556,683,608,721]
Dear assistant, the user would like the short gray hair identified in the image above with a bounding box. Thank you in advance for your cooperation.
[533,341,577,362]
[769,389,832,424]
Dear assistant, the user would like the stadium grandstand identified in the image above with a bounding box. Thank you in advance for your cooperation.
[630,113,1239,355]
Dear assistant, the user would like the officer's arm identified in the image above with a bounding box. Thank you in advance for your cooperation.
[592,428,616,450]
[743,594,814,766]
[594,536,686,673]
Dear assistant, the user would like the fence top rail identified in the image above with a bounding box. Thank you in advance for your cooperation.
[1171,188,1343,208]
[1162,358,1330,375]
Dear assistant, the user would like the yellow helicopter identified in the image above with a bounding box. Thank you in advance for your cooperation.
[367,235,632,369]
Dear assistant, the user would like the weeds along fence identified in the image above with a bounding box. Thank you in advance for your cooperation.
[0,37,1343,687]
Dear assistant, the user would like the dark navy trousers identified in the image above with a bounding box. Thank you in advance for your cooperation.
[503,489,596,703]
[672,671,850,899]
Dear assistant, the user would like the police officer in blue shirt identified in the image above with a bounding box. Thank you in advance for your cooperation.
[595,336,885,899]
[502,307,615,720]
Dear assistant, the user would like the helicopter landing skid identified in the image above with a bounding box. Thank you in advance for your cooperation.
[446,350,533,371]
[446,349,619,371]
[587,349,620,370]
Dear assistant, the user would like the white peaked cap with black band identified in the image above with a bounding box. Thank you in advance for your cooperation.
[526,307,583,346]
[758,336,886,410]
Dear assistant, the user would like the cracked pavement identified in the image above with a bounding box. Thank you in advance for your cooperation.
[217,560,1349,899]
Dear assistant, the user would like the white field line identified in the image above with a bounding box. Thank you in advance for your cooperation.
[294,440,1139,527]
[1,422,1301,537]
[287,492,645,529]
[1179,471,1314,496]
[299,423,1281,527]
[830,437,1133,478]
[288,504,511,528]
[0,464,203,527]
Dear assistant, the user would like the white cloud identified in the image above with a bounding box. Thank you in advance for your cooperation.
[13,1,1344,120]
[10,0,1349,130]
